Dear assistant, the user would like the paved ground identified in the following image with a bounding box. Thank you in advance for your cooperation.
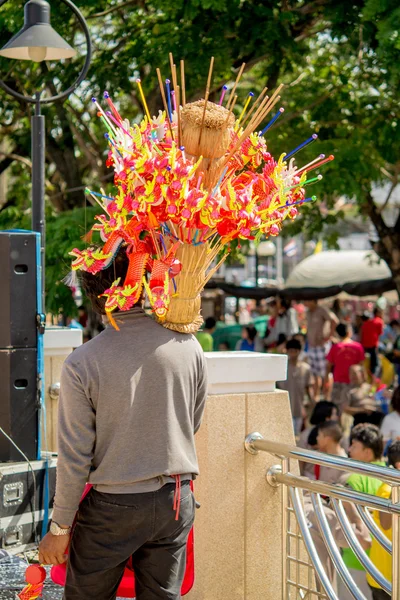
[0,551,128,599]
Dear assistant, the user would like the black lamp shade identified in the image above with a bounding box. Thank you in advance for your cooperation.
[0,0,76,62]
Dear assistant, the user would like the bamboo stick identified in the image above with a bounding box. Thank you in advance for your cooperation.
[156,68,174,140]
[222,85,283,169]
[226,62,246,110]
[176,84,182,147]
[250,84,284,131]
[248,84,283,131]
[241,87,268,127]
[180,59,186,106]
[198,56,215,148]
[169,52,175,88]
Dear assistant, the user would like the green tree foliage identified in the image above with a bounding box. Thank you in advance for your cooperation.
[0,0,399,313]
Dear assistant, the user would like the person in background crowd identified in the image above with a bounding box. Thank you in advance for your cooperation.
[298,401,339,477]
[264,299,278,350]
[218,342,230,352]
[353,313,370,343]
[315,421,347,483]
[380,319,400,352]
[77,306,88,329]
[339,424,385,600]
[343,366,383,428]
[367,440,400,600]
[388,322,400,381]
[325,323,365,414]
[196,316,216,352]
[293,332,307,361]
[236,325,264,352]
[264,295,299,349]
[331,298,345,321]
[361,307,384,376]
[380,386,400,443]
[277,339,313,436]
[304,299,339,401]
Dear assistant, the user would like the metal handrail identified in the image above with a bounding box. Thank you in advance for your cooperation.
[245,432,400,599]
[267,467,400,514]
[245,433,400,485]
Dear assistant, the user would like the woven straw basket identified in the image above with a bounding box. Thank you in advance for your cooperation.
[161,100,234,334]
[161,242,208,333]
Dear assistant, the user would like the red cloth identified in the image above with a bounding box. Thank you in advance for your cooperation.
[361,317,384,348]
[326,340,365,383]
[51,483,195,597]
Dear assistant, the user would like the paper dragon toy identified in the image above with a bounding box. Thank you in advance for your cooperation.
[18,565,46,599]
[68,55,333,332]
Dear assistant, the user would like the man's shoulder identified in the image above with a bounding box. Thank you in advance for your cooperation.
[298,361,311,373]
[64,332,106,368]
[316,305,330,318]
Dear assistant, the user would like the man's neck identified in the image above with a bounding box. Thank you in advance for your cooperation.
[289,358,299,366]
[325,441,342,455]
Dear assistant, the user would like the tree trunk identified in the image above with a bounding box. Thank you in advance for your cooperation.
[365,190,400,299]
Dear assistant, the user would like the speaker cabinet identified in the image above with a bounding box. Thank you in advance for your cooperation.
[0,231,38,348]
[0,348,38,462]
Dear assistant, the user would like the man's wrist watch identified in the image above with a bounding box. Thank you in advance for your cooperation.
[50,521,71,536]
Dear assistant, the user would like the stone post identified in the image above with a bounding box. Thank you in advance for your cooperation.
[187,352,291,600]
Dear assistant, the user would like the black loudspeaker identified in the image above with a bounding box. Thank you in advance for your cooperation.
[0,231,38,348]
[0,348,38,461]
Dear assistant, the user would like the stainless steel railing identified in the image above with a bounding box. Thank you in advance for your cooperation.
[245,432,400,600]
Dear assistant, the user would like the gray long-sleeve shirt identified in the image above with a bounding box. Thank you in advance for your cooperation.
[52,307,208,526]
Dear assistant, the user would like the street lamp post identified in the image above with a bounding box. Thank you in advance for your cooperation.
[0,0,92,308]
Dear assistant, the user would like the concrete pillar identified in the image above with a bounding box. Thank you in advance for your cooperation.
[44,327,82,451]
[187,352,292,600]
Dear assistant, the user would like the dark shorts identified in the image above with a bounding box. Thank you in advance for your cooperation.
[64,481,195,600]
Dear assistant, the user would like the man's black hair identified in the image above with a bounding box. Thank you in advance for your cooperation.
[317,420,343,444]
[204,317,217,330]
[391,387,400,414]
[350,423,383,460]
[336,322,350,338]
[310,401,338,426]
[286,338,302,351]
[388,440,400,468]
[245,325,258,342]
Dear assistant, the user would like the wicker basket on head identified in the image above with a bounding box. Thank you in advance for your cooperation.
[161,100,234,334]
[160,242,208,333]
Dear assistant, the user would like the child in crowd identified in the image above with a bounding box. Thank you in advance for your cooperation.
[277,338,313,436]
[339,424,385,600]
[298,401,339,477]
[315,421,347,483]
[380,386,400,443]
[235,325,264,352]
[325,322,365,414]
[367,440,400,600]
[196,316,216,352]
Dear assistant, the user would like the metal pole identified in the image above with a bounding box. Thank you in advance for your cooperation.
[392,484,400,599]
[276,236,283,283]
[31,94,45,310]
[255,250,259,288]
